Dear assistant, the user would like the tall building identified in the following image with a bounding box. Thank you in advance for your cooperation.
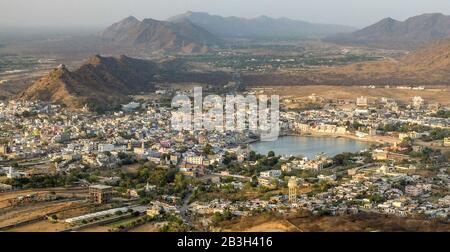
[0,144,8,155]
[444,137,450,147]
[89,185,113,204]
[356,96,368,107]
[412,96,424,110]
[288,177,298,203]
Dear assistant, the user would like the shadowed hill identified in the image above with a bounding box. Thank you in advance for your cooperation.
[324,13,450,50]
[99,16,221,53]
[169,11,356,39]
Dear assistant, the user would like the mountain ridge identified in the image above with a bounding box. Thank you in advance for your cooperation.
[17,55,233,110]
[99,16,221,53]
[168,11,356,38]
[18,55,162,110]
[324,13,450,50]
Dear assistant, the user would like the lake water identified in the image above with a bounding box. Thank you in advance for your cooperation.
[249,136,371,159]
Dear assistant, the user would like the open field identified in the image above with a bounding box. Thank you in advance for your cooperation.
[0,201,81,228]
[220,212,450,232]
[287,212,450,232]
[238,221,297,232]
[220,214,297,232]
[0,187,91,231]
[6,220,70,232]
[128,221,168,232]
[252,85,450,106]
[75,216,166,232]
[0,187,88,209]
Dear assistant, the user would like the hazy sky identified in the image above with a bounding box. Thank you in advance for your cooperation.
[1,0,450,28]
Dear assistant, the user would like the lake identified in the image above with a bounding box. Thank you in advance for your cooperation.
[249,136,371,159]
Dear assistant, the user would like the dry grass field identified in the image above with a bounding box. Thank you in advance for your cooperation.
[252,85,450,106]
[287,212,450,232]
[220,212,450,232]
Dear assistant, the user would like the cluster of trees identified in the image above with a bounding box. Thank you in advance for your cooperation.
[409,147,445,165]
[118,163,189,199]
[379,122,429,133]
[8,169,98,189]
[159,214,192,232]
[312,180,333,193]
[223,151,281,177]
[202,144,215,155]
[425,128,450,141]
[433,110,450,119]
[119,165,179,188]
[211,210,234,226]
[222,151,237,165]
[113,215,154,232]
[333,152,372,167]
[117,152,136,165]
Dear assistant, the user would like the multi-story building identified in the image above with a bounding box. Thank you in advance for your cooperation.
[98,143,115,152]
[412,96,424,110]
[89,185,113,204]
[444,137,450,147]
[186,155,204,165]
[0,144,8,155]
[260,170,282,178]
[356,96,368,107]
[405,184,431,197]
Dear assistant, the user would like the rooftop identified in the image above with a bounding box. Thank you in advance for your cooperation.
[89,184,112,190]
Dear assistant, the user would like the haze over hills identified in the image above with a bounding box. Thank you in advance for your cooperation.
[17,55,231,110]
[18,55,162,110]
[99,16,221,53]
[169,11,356,39]
[18,38,450,111]
[244,38,450,86]
[324,13,450,50]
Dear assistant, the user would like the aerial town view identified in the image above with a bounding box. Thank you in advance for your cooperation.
[0,0,449,237]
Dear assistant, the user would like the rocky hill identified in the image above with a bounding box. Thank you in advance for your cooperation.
[99,16,221,53]
[244,39,450,86]
[324,13,450,50]
[18,55,162,110]
[169,11,356,38]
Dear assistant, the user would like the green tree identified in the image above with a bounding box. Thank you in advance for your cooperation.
[203,144,214,155]
[174,173,186,191]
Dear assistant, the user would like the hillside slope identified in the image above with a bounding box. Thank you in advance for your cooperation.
[324,13,450,50]
[100,16,221,53]
[18,55,161,110]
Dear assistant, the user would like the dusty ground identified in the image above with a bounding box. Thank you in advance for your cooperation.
[79,219,168,232]
[0,187,88,209]
[128,221,168,232]
[239,221,296,232]
[120,163,141,174]
[0,201,81,228]
[221,214,296,232]
[220,212,450,232]
[287,212,450,232]
[7,220,69,232]
[79,225,113,232]
[252,85,450,106]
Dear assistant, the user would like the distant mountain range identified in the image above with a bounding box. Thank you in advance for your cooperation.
[19,39,450,111]
[324,13,450,50]
[168,11,356,38]
[99,16,221,53]
[96,12,356,54]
